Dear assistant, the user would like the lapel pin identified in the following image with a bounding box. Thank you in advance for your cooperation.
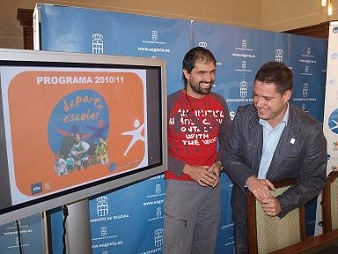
[290,138,295,144]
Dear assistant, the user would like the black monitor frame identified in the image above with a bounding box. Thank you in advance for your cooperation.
[0,49,167,225]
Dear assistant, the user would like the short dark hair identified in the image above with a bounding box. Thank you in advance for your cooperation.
[254,61,293,94]
[74,132,82,138]
[182,47,216,87]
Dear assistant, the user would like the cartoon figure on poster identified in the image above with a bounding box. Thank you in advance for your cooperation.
[49,89,110,176]
[95,136,109,165]
[69,132,91,170]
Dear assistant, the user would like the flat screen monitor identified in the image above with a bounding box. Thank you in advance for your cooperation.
[0,49,167,225]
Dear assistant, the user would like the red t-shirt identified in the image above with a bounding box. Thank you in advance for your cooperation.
[166,90,229,181]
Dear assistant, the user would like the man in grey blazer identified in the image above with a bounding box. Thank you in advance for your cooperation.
[222,61,327,254]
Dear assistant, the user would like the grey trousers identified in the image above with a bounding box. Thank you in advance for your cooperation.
[163,180,221,254]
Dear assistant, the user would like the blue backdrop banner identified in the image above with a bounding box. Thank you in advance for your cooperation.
[191,21,327,123]
[0,214,44,253]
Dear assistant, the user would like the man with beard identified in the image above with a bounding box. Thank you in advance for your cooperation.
[223,61,327,253]
[163,47,231,254]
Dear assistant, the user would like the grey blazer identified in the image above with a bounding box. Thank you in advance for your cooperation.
[223,103,327,224]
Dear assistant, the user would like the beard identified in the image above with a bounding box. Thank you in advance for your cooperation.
[189,81,213,95]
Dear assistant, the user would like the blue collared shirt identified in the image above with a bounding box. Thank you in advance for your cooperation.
[257,104,290,179]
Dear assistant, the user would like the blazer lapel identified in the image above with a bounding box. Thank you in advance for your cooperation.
[249,115,263,175]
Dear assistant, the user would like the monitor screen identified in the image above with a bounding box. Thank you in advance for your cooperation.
[0,49,167,225]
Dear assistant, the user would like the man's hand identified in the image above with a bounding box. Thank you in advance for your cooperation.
[260,196,281,216]
[207,161,222,188]
[183,164,218,187]
[246,176,281,216]
[246,176,275,202]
